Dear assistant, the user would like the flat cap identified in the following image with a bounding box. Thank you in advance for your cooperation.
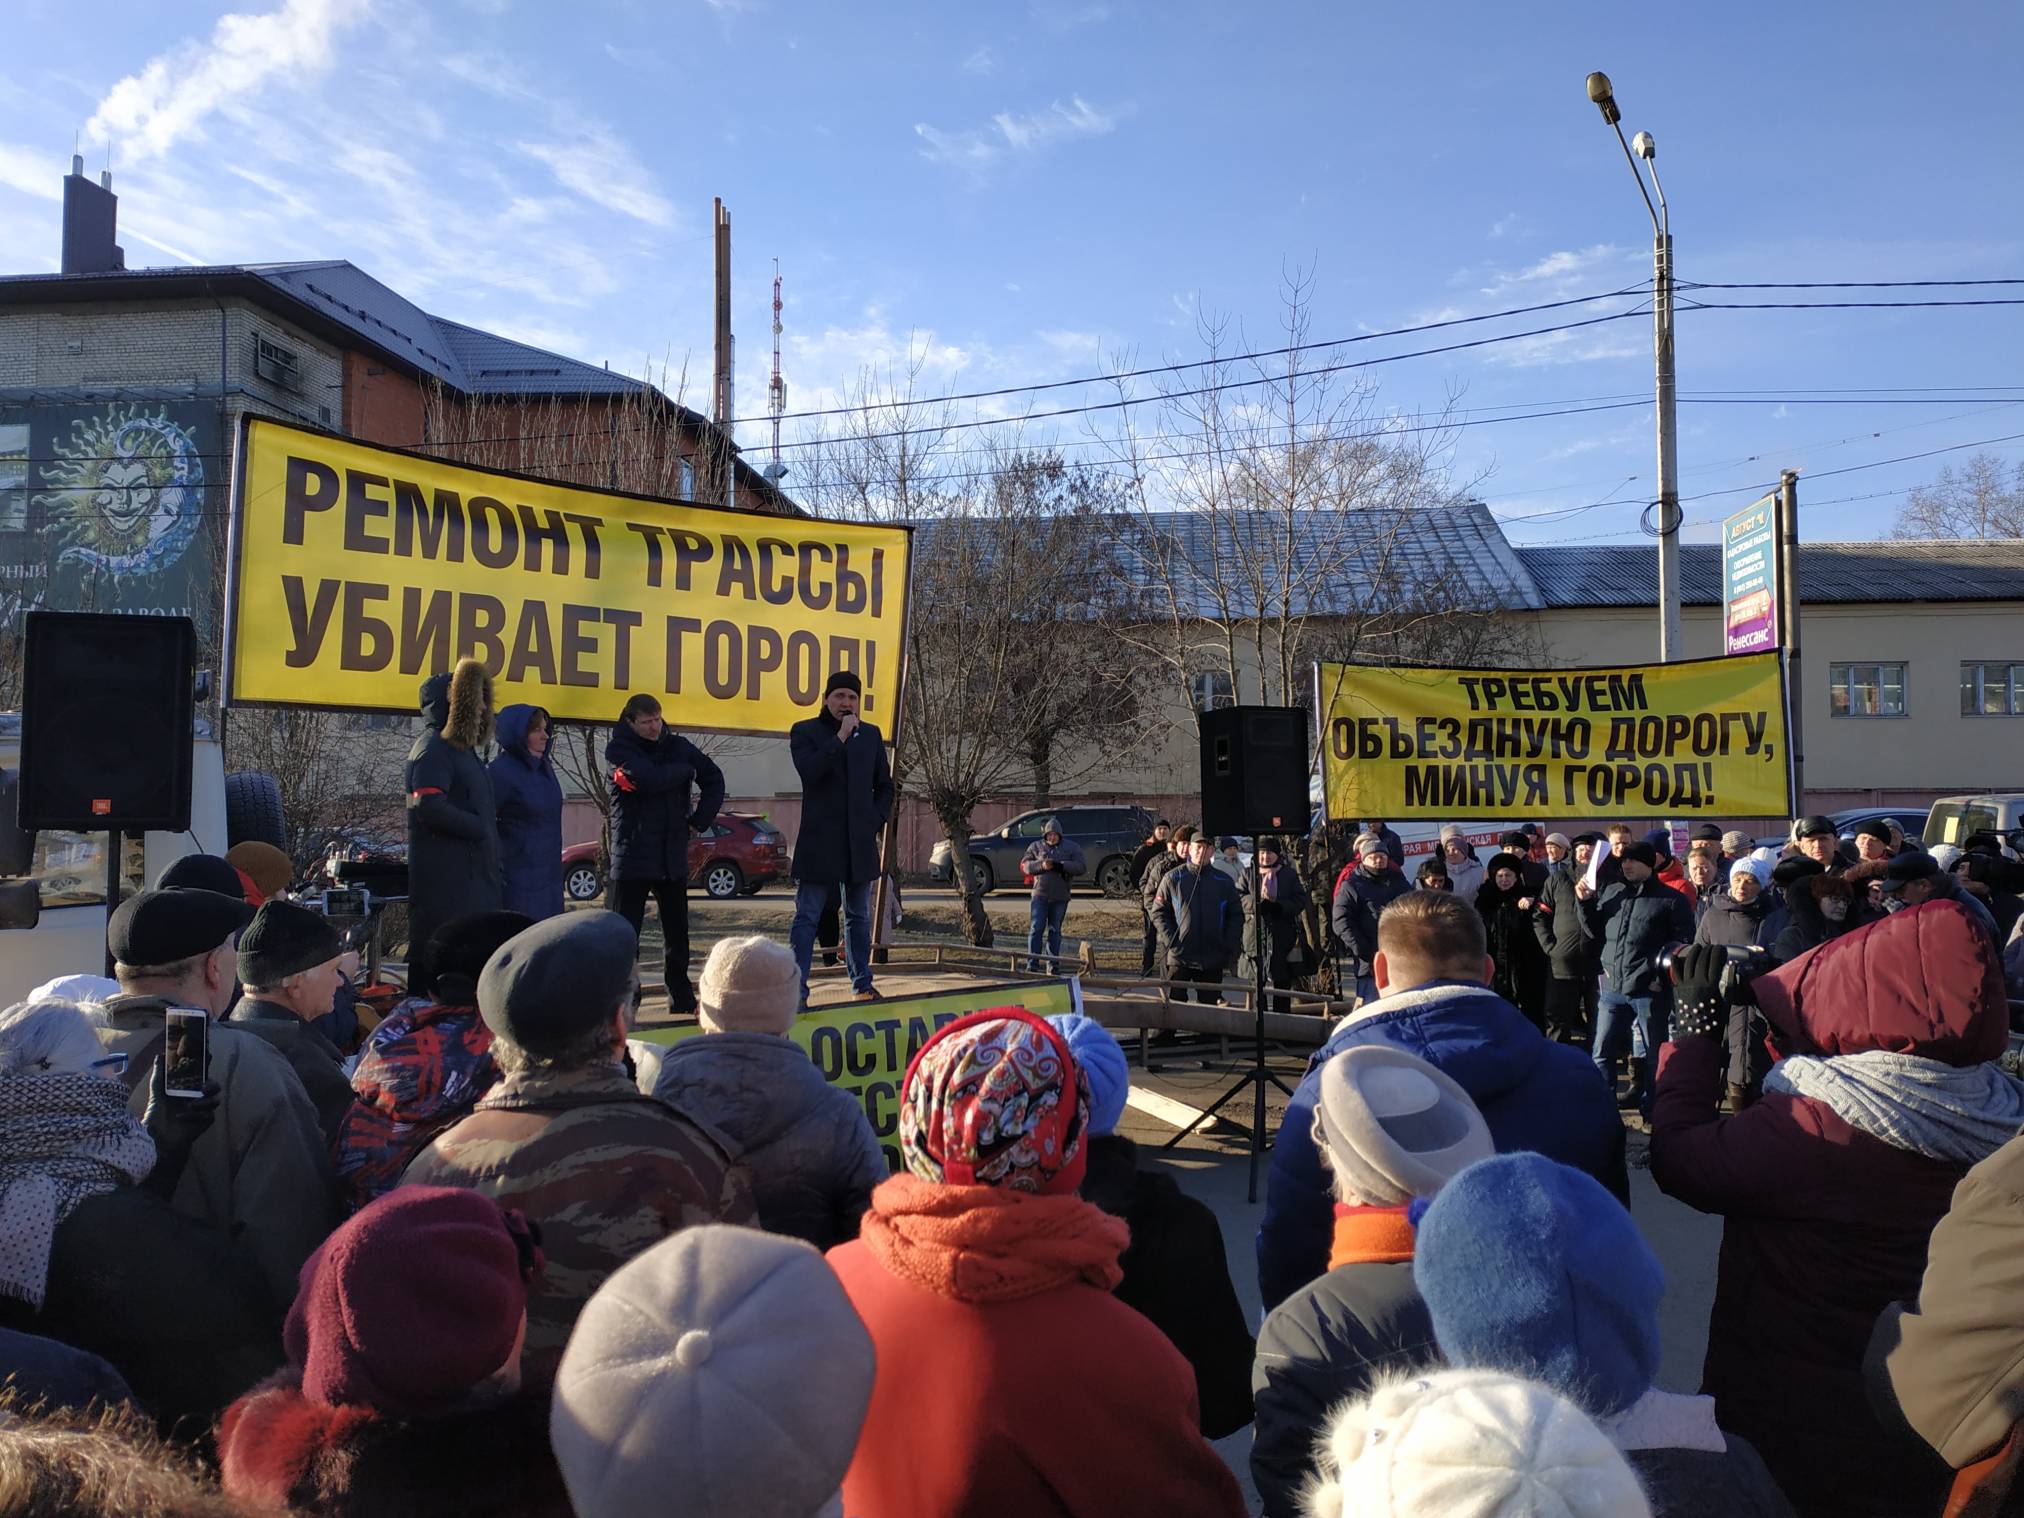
[108,888,253,969]
[480,911,639,1051]
[238,899,342,987]
[1797,814,1839,839]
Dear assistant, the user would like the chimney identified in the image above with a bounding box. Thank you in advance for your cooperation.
[62,156,124,274]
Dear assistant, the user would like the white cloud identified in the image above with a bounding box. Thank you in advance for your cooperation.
[917,96,1121,173]
[1479,243,1624,296]
[1485,329,1645,368]
[0,143,63,201]
[1489,211,1522,239]
[1031,2,1110,31]
[962,44,996,74]
[517,126,676,228]
[85,0,363,162]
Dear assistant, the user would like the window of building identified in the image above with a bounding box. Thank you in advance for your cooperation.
[678,458,697,499]
[1960,662,2024,716]
[1827,662,1906,718]
[1192,670,1235,712]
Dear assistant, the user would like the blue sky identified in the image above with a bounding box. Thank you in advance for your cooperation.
[2,0,2020,544]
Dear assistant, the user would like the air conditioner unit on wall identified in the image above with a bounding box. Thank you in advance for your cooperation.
[252,336,300,392]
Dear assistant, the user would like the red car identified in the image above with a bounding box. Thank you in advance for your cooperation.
[562,812,792,902]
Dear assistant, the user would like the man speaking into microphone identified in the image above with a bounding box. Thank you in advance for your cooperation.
[788,670,895,1007]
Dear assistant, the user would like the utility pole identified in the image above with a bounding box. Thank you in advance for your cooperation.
[1586,72,1681,660]
[1778,470,1804,811]
[711,197,735,510]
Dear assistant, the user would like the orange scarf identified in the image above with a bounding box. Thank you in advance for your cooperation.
[1328,1204,1416,1268]
[860,1174,1129,1304]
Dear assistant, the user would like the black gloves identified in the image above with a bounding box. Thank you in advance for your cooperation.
[1669,942,1728,1039]
[141,1070,222,1199]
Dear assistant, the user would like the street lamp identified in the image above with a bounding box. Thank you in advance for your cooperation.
[1585,71,1681,663]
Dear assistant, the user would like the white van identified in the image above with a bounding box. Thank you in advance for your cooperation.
[0,715,281,1004]
[1924,794,2024,851]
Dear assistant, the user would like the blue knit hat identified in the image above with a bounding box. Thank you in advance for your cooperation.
[1643,827,1673,860]
[1413,1153,1663,1418]
[1047,1013,1129,1137]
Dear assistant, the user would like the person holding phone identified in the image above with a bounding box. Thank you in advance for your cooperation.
[788,671,894,1006]
[92,888,338,1308]
[227,900,354,1148]
[0,998,284,1434]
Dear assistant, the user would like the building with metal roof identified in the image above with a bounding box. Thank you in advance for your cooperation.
[1516,540,2024,607]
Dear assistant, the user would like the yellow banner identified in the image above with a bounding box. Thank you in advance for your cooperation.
[225,416,911,736]
[635,978,1083,1172]
[1316,653,1792,819]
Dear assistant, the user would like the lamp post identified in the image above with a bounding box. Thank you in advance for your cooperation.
[1586,71,1681,663]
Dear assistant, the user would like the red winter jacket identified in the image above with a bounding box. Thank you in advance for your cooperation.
[1650,901,2007,1518]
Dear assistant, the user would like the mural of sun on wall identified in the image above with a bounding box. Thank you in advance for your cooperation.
[0,400,223,643]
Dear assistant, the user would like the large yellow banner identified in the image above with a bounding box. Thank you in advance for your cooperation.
[634,978,1084,1172]
[224,416,911,736]
[1316,653,1792,819]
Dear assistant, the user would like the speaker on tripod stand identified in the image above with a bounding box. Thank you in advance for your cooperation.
[1165,704,1312,1200]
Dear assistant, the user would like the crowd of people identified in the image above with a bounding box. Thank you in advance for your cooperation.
[5,667,2024,1516]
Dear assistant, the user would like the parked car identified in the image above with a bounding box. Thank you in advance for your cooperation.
[561,812,792,902]
[1925,794,2024,851]
[928,804,1157,897]
[1755,805,1934,853]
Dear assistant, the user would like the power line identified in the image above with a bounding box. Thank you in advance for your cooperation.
[1682,296,2024,311]
[1681,278,2024,290]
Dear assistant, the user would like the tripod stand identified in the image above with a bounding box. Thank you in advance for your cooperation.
[1162,836,1297,1202]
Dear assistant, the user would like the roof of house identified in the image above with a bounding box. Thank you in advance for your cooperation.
[1515,539,2024,607]
[1110,499,1546,614]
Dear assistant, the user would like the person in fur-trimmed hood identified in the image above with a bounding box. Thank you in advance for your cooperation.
[404,658,504,993]
[1650,908,2021,1517]
[217,1185,570,1518]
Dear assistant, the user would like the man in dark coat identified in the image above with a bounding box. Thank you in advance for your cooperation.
[1331,833,1410,1005]
[1576,839,1696,1111]
[1140,825,1193,981]
[404,658,503,992]
[489,703,564,921]
[788,670,894,1005]
[1153,833,1244,1004]
[227,899,354,1147]
[606,693,725,1016]
[1129,819,1172,977]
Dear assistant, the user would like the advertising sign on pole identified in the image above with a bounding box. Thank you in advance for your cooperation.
[1722,493,1780,656]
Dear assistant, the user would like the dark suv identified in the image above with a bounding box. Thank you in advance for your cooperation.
[928,804,1158,898]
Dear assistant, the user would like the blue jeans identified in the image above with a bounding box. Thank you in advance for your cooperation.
[1355,972,1379,1008]
[1027,897,1068,971]
[1593,990,1666,1098]
[791,879,873,1001]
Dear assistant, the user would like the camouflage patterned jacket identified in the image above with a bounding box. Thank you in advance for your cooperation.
[402,1062,754,1384]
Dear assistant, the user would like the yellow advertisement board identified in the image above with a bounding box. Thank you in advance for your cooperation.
[1316,653,1792,819]
[635,978,1083,1172]
[225,416,911,736]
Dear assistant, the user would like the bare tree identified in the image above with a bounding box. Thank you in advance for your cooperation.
[221,708,407,874]
[1891,452,2023,540]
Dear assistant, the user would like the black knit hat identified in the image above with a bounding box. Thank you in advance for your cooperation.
[426,910,536,1005]
[823,669,862,698]
[108,888,253,968]
[156,853,247,901]
[479,911,638,1052]
[1689,823,1724,843]
[1854,818,1893,845]
[1620,841,1658,869]
[237,899,343,988]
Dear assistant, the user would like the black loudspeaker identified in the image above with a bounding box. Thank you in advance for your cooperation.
[19,612,195,832]
[1199,704,1311,838]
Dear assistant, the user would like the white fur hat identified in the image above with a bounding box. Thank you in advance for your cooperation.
[698,935,801,1034]
[1302,1367,1650,1518]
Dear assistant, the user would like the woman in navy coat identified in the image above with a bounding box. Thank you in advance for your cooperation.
[489,703,564,921]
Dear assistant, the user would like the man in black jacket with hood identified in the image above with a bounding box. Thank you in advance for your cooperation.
[607,693,725,1014]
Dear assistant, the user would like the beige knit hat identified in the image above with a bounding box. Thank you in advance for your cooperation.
[698,936,801,1034]
[1312,1046,1494,1207]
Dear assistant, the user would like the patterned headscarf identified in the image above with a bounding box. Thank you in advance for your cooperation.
[899,1008,1090,1195]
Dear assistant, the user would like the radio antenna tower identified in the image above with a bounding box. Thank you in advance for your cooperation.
[767,260,786,477]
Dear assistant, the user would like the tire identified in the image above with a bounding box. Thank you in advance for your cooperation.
[739,881,765,896]
[224,771,287,850]
[564,863,604,902]
[702,861,744,899]
[968,858,995,896]
[1096,854,1134,898]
